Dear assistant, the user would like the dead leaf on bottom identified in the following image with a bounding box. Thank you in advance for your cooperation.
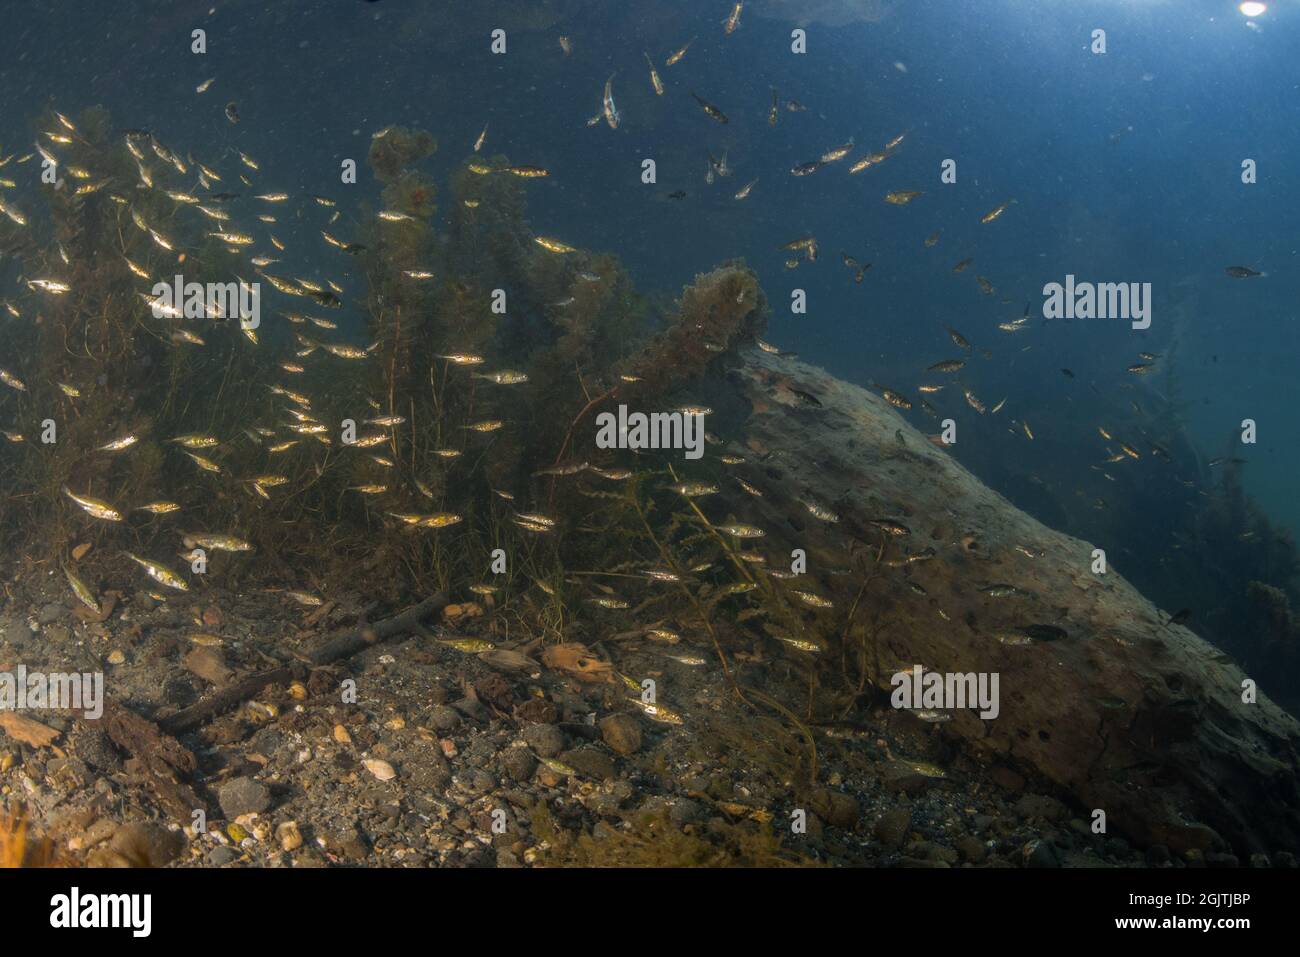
[541,642,614,683]
[73,590,118,623]
[477,648,538,673]
[442,602,484,626]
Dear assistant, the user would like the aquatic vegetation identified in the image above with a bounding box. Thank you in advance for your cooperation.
[0,107,784,701]
[530,803,808,867]
[0,807,61,868]
[4,2,1300,877]
[367,126,436,184]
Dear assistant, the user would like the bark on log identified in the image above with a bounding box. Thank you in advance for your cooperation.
[725,348,1300,856]
[299,594,444,667]
[93,698,206,818]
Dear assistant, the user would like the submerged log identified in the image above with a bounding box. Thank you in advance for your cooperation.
[160,593,447,735]
[723,348,1300,856]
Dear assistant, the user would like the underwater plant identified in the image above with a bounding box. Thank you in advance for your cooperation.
[0,806,62,868]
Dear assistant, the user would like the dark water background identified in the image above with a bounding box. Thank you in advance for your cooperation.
[2,0,1298,602]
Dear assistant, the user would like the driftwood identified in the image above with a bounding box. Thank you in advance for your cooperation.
[0,712,60,748]
[159,664,296,737]
[63,595,446,820]
[160,592,448,735]
[722,348,1300,856]
[97,697,204,819]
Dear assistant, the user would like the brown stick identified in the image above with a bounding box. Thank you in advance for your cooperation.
[302,593,445,665]
[159,665,295,736]
[159,592,448,735]
[551,384,619,468]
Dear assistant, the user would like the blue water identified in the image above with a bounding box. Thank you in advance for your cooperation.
[1,0,1296,560]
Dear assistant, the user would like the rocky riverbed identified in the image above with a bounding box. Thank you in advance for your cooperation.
[0,560,1272,869]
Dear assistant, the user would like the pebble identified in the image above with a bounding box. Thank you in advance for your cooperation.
[208,845,240,866]
[873,806,912,848]
[72,818,118,851]
[333,829,370,861]
[429,705,461,732]
[462,769,496,795]
[37,603,65,625]
[559,748,617,781]
[106,649,126,665]
[586,790,623,817]
[451,696,488,722]
[598,714,642,755]
[879,760,940,796]
[105,822,185,867]
[1022,838,1061,868]
[808,787,860,829]
[333,724,352,744]
[218,776,272,818]
[669,798,703,826]
[523,722,565,758]
[500,748,537,783]
[909,840,959,865]
[462,737,499,768]
[956,834,987,863]
[1104,836,1130,859]
[407,758,452,791]
[1014,793,1068,823]
[514,698,558,724]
